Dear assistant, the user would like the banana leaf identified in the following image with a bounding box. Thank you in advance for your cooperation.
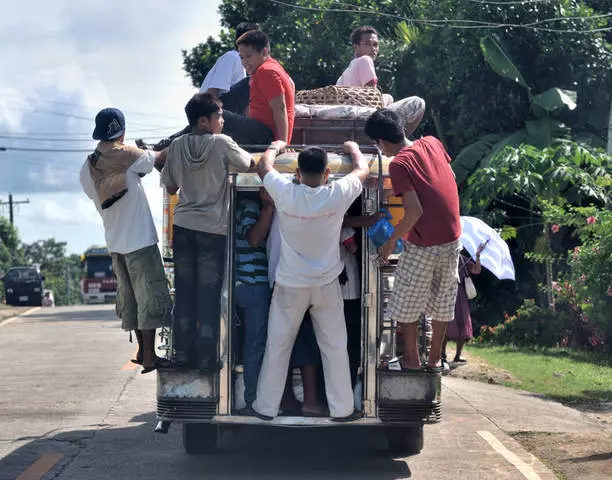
[452,133,508,184]
[525,118,570,148]
[531,88,577,119]
[480,35,529,91]
[482,130,529,168]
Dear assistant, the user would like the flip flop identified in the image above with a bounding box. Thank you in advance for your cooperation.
[141,358,173,374]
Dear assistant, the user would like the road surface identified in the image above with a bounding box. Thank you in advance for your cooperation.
[0,305,558,479]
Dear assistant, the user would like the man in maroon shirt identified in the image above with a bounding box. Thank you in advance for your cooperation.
[365,109,461,370]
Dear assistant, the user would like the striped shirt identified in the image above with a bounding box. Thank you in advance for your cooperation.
[235,199,269,285]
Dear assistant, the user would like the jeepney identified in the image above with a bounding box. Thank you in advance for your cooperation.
[153,117,440,456]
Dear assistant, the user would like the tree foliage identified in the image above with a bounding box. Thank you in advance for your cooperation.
[183,0,610,156]
[23,239,82,306]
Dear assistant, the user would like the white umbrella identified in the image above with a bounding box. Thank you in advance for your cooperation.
[460,216,516,281]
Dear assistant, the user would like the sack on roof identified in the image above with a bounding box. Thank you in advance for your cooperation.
[295,85,383,108]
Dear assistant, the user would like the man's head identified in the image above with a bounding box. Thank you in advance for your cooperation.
[351,26,379,60]
[235,22,260,42]
[185,93,224,134]
[237,30,271,75]
[296,147,330,187]
[92,107,125,142]
[364,109,405,156]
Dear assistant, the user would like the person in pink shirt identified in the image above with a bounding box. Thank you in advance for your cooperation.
[337,26,426,137]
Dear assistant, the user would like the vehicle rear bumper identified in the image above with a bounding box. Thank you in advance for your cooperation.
[156,369,442,427]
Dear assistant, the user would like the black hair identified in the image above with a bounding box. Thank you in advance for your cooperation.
[364,109,404,144]
[298,147,328,175]
[351,26,378,45]
[235,22,260,42]
[184,93,222,127]
[236,30,270,52]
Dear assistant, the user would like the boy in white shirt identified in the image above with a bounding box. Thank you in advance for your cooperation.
[80,108,171,374]
[200,22,259,115]
[252,141,369,422]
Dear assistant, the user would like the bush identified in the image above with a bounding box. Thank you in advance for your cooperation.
[565,210,612,349]
[476,299,559,347]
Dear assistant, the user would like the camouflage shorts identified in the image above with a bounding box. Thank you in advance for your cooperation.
[112,245,171,331]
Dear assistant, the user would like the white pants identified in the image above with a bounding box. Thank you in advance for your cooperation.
[253,279,354,418]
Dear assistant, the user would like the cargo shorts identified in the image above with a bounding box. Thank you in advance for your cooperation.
[112,244,171,331]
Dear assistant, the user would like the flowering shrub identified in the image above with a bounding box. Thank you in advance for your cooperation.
[476,299,561,347]
[565,210,612,349]
[479,209,611,351]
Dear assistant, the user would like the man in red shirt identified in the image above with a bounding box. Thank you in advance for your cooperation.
[222,30,295,145]
[365,109,461,370]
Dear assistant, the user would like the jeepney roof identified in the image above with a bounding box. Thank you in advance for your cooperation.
[231,152,392,186]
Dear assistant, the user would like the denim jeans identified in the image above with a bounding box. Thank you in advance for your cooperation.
[222,112,274,146]
[234,283,270,407]
[219,77,251,115]
[172,225,226,368]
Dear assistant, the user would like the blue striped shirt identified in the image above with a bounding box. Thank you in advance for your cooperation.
[235,199,269,285]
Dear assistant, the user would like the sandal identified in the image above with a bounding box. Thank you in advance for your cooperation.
[141,357,173,374]
[399,356,422,372]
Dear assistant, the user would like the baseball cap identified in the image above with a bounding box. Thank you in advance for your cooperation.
[92,108,126,141]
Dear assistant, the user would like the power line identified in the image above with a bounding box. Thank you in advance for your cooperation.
[0,93,185,122]
[0,134,175,143]
[0,126,185,137]
[0,193,30,224]
[1,146,93,153]
[267,0,612,33]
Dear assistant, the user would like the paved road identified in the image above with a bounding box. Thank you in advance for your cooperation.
[0,306,559,480]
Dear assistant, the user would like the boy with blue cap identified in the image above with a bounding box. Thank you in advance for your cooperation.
[80,107,172,374]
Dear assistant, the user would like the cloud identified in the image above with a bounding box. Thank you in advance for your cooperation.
[0,0,221,253]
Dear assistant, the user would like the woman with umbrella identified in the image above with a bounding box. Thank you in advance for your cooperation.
[442,242,487,364]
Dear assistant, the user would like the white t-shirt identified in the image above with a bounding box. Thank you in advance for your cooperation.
[340,227,360,300]
[80,150,158,255]
[263,170,363,288]
[199,50,246,94]
[336,55,377,87]
[266,212,282,288]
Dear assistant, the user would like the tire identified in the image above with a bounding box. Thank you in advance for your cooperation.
[182,423,218,455]
[385,424,424,456]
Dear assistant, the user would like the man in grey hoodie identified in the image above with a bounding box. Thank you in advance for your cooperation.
[161,93,253,370]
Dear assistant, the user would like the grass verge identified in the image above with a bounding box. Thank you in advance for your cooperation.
[464,344,612,405]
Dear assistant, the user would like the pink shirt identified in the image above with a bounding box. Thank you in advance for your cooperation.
[336,55,377,87]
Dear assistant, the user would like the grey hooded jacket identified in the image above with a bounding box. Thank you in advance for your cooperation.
[161,133,251,235]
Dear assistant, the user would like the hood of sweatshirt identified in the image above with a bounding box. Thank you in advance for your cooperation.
[173,133,218,167]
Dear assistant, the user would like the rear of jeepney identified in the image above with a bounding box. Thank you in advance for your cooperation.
[154,118,441,456]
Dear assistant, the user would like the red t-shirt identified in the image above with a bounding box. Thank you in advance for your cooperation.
[389,137,460,247]
[249,58,295,143]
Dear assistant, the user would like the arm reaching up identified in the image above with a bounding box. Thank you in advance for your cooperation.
[343,141,369,184]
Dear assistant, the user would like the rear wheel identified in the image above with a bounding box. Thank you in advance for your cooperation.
[385,424,424,456]
[182,423,218,455]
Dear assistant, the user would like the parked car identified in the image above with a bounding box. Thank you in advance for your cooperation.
[1,266,44,307]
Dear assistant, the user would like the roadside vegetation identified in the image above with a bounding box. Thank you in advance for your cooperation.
[464,344,612,405]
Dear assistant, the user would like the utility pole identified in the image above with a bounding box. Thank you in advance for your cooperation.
[0,193,30,224]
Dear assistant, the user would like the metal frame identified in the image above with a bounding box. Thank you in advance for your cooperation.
[218,173,238,415]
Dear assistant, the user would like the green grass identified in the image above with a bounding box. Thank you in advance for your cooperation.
[465,344,612,405]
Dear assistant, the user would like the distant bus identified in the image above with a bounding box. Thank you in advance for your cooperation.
[80,247,116,304]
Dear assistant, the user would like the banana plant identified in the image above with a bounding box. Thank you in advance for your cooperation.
[453,35,578,184]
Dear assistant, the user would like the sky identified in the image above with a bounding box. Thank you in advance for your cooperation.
[0,0,222,254]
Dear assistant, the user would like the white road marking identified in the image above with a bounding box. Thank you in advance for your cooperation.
[0,306,40,328]
[478,430,543,480]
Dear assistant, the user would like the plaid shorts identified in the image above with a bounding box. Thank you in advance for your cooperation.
[388,239,461,324]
